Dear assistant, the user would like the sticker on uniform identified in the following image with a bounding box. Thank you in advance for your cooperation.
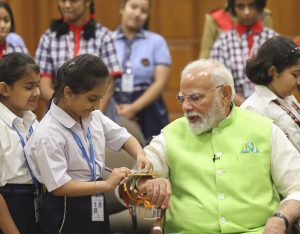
[91,195,104,221]
[121,73,134,92]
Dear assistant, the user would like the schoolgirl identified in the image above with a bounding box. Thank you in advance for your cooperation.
[0,2,28,58]
[114,0,171,143]
[242,36,300,152]
[24,54,151,234]
[0,52,41,234]
[35,0,121,122]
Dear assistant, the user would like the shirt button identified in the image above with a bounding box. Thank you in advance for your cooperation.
[220,217,226,224]
[217,170,224,176]
[215,152,223,158]
[219,194,225,200]
[212,129,219,135]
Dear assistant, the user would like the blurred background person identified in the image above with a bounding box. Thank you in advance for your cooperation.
[0,1,27,59]
[211,0,277,106]
[242,36,300,152]
[35,0,121,122]
[199,0,273,58]
[113,0,171,144]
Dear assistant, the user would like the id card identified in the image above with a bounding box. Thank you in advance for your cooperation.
[34,193,42,223]
[121,73,134,93]
[91,195,104,222]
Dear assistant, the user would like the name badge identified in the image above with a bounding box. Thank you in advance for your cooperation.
[121,73,134,93]
[91,195,104,222]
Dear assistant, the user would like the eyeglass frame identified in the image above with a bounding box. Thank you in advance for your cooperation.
[176,85,224,105]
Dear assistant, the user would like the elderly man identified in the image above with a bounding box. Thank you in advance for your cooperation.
[139,59,300,233]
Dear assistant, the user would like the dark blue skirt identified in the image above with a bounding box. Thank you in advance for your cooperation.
[0,184,41,234]
[40,193,110,234]
[114,89,169,143]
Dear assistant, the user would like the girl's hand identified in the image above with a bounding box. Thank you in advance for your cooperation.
[105,167,131,191]
[136,153,153,172]
[117,104,137,119]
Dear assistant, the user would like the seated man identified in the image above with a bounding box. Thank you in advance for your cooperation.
[138,59,300,233]
[211,0,277,106]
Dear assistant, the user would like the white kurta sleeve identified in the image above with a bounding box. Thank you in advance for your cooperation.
[144,133,169,178]
[270,124,300,202]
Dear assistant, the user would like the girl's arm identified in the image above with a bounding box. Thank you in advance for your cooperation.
[52,167,131,197]
[0,194,20,234]
[118,65,170,119]
[122,136,152,171]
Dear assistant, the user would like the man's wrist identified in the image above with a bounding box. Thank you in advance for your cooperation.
[272,212,289,230]
[136,176,152,191]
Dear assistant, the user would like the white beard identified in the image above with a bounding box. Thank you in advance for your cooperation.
[185,97,226,135]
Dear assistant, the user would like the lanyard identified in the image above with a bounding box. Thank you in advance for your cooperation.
[12,125,40,190]
[122,39,134,73]
[68,128,96,181]
[293,101,300,114]
[273,99,300,128]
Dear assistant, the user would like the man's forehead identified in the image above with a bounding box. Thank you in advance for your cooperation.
[183,70,212,80]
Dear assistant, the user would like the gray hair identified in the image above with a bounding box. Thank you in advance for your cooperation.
[181,59,236,101]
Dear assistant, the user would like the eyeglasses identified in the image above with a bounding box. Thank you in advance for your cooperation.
[176,85,223,105]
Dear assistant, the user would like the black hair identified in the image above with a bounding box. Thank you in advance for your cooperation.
[53,54,109,100]
[226,0,266,15]
[121,0,151,7]
[0,52,40,85]
[246,36,300,85]
[121,0,151,29]
[50,0,96,40]
[0,2,16,32]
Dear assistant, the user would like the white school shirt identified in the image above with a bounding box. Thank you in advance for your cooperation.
[241,85,300,152]
[24,101,131,192]
[144,123,300,202]
[0,102,38,186]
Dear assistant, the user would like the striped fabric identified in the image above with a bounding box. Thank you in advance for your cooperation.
[211,27,278,98]
[35,23,121,80]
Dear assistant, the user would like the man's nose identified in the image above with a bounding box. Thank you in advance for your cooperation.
[181,98,193,112]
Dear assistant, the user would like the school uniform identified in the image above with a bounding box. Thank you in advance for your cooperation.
[6,32,26,47]
[241,85,300,152]
[113,28,171,142]
[211,21,277,98]
[0,102,41,234]
[0,41,28,59]
[200,7,273,58]
[35,23,122,123]
[24,100,131,234]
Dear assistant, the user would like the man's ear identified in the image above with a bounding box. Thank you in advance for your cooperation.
[221,85,232,102]
[268,65,277,79]
[0,82,9,97]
